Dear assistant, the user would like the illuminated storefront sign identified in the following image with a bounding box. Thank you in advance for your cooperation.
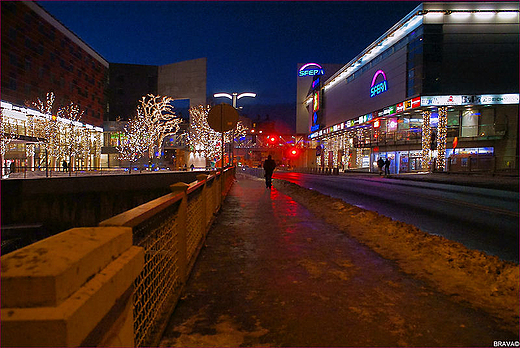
[358,113,373,124]
[421,94,519,106]
[387,118,398,131]
[298,63,325,77]
[313,91,320,112]
[370,70,388,98]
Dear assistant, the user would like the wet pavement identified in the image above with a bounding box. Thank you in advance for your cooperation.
[160,173,518,347]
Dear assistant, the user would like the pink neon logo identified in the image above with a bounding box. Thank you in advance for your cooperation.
[371,70,387,87]
[299,63,323,71]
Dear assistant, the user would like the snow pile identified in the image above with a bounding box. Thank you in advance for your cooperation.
[273,178,519,333]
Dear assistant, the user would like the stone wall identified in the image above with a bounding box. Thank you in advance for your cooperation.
[1,171,212,245]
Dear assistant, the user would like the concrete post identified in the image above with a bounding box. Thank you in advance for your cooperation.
[1,227,144,347]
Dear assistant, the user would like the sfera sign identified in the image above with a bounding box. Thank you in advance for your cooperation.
[299,63,325,77]
[370,70,388,98]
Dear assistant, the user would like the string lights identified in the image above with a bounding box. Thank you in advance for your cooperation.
[421,110,431,170]
[188,105,248,162]
[117,94,182,163]
[436,106,448,171]
[0,92,103,170]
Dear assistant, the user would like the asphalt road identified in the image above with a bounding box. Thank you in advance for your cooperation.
[273,172,519,262]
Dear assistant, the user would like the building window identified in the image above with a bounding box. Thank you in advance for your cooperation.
[8,28,17,40]
[9,52,18,66]
[447,110,460,138]
[479,108,495,137]
[9,76,17,90]
[461,109,479,137]
[25,57,32,72]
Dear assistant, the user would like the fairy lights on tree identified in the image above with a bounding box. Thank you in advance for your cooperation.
[188,105,248,162]
[421,110,431,170]
[117,94,182,163]
[0,91,103,171]
[27,92,59,159]
[139,94,182,159]
[57,101,85,162]
[117,109,149,162]
[188,105,222,160]
[436,106,448,171]
[1,110,18,157]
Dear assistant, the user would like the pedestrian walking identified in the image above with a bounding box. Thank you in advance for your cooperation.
[384,158,391,176]
[263,155,276,189]
[62,160,68,172]
[377,158,385,176]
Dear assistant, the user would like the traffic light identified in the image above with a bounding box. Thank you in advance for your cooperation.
[287,147,300,158]
[267,135,277,144]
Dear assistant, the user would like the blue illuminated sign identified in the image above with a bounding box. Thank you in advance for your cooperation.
[312,78,320,89]
[370,70,388,98]
[299,63,325,78]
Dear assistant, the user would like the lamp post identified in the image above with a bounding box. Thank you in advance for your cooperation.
[213,92,256,166]
[213,92,256,109]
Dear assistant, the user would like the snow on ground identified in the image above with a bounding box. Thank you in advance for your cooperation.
[271,177,519,333]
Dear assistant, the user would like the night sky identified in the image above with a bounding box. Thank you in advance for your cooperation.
[38,1,421,131]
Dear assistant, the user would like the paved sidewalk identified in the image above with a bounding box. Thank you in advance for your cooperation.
[160,174,517,347]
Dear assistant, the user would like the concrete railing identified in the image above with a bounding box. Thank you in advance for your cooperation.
[0,167,236,347]
[99,167,235,347]
[1,227,144,347]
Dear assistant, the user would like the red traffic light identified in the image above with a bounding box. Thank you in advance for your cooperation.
[267,135,277,143]
[288,147,300,157]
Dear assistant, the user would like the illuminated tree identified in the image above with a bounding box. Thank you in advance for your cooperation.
[188,105,248,162]
[26,92,60,161]
[21,92,99,170]
[58,101,85,162]
[117,110,149,162]
[1,110,18,157]
[117,94,182,163]
[139,94,182,159]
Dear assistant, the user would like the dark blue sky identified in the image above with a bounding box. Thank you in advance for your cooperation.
[38,1,421,129]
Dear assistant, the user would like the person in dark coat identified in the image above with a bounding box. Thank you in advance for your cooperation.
[384,158,391,176]
[263,155,276,189]
[377,158,385,176]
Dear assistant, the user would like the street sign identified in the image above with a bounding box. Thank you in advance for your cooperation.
[207,103,239,132]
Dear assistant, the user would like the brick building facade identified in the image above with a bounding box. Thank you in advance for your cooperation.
[1,1,108,127]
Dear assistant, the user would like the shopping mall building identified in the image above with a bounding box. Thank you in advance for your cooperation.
[298,2,519,174]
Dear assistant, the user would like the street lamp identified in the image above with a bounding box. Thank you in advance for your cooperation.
[213,92,256,167]
[213,92,256,109]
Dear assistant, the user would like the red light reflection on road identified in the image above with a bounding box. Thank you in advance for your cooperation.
[268,187,302,254]
[270,187,298,217]
[273,172,305,186]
